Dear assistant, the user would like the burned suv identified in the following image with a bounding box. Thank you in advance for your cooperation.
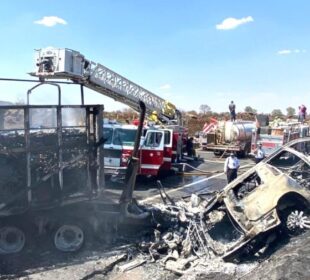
[203,137,310,259]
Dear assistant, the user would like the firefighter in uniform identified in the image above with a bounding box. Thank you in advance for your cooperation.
[224,152,240,183]
[148,111,160,125]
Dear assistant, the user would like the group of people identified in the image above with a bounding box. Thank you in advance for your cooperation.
[229,102,307,124]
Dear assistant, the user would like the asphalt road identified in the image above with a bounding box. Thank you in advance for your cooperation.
[104,150,256,204]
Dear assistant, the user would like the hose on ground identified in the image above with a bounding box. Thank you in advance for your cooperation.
[176,162,255,176]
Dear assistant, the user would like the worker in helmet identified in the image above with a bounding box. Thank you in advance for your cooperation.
[148,110,160,125]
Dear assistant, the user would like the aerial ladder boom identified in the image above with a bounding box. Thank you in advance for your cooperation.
[30,48,181,124]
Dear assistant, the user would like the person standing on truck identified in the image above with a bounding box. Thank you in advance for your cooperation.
[229,101,236,122]
[254,142,265,164]
[298,105,307,123]
[224,152,240,183]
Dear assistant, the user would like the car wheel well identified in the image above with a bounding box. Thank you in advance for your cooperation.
[276,192,309,213]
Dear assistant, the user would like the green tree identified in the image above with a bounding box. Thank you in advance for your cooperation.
[271,109,283,118]
[286,107,296,117]
[199,104,211,115]
[244,106,257,114]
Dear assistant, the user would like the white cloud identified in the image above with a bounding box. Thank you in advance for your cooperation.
[216,16,254,30]
[277,49,307,55]
[34,16,67,27]
[277,50,292,55]
[159,84,171,90]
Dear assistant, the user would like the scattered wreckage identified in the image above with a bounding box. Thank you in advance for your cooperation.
[140,137,310,274]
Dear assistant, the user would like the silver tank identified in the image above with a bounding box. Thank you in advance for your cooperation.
[218,120,255,142]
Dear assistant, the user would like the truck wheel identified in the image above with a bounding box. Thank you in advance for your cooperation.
[0,225,25,254]
[54,224,85,252]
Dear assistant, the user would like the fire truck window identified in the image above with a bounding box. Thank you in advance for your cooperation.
[113,128,136,146]
[156,133,163,145]
[268,150,302,170]
[164,131,171,145]
[103,128,113,144]
[144,132,162,147]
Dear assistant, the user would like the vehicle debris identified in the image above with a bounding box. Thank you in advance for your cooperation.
[131,139,310,276]
[117,257,147,272]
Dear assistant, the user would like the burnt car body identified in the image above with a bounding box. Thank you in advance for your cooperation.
[204,137,310,259]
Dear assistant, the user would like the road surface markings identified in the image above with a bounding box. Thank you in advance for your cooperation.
[140,163,254,203]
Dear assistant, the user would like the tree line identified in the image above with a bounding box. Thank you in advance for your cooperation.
[104,105,304,137]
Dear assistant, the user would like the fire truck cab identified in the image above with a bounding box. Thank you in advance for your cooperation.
[103,121,139,177]
[140,125,188,176]
[103,121,187,178]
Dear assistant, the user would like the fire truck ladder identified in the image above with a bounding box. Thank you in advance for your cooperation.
[30,48,181,124]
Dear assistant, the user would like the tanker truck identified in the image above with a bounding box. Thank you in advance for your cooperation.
[205,120,255,157]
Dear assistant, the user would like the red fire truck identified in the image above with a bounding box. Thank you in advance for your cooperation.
[103,121,187,178]
[31,47,186,178]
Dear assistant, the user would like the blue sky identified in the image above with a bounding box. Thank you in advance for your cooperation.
[0,0,309,114]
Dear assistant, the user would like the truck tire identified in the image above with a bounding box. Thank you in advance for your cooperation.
[214,150,223,156]
[0,216,34,254]
[52,216,91,252]
[0,225,25,254]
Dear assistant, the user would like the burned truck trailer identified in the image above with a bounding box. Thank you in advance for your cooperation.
[0,100,108,254]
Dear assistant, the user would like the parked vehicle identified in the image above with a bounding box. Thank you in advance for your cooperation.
[103,122,140,177]
[103,121,188,178]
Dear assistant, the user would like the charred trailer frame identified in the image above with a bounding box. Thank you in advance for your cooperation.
[0,82,108,254]
[0,103,104,215]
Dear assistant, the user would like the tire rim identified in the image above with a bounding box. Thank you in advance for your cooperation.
[0,226,25,254]
[287,210,310,230]
[54,224,84,252]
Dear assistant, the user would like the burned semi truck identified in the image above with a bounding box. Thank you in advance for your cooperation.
[0,95,105,253]
[0,60,151,254]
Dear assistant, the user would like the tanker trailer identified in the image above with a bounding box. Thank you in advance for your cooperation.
[205,120,255,157]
